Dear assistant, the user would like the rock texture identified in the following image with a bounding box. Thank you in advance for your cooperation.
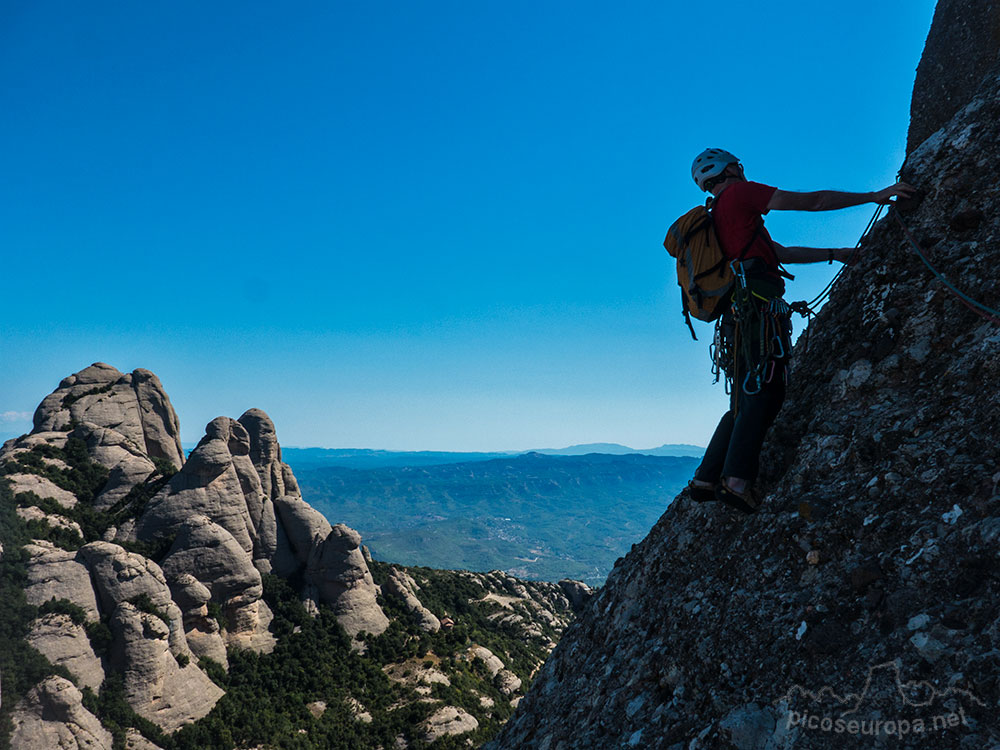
[305,523,390,638]
[166,573,228,666]
[419,706,479,743]
[22,542,101,622]
[9,676,113,750]
[159,515,275,653]
[26,614,105,691]
[907,0,1000,152]
[384,566,441,632]
[132,417,266,559]
[110,601,224,732]
[273,493,332,565]
[32,363,184,470]
[132,410,387,641]
[76,542,224,731]
[490,7,1000,749]
[6,472,78,509]
[78,541,189,652]
[74,423,158,512]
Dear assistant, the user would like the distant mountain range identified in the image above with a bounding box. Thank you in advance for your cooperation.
[292,452,698,586]
[278,443,704,470]
[527,443,704,458]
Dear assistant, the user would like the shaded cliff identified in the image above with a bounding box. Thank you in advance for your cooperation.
[489,4,1000,749]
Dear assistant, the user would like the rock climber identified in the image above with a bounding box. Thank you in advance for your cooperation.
[685,148,914,513]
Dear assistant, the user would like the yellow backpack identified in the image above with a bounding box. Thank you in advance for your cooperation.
[663,203,739,339]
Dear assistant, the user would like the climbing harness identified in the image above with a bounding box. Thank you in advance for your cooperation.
[711,261,793,400]
[699,155,999,411]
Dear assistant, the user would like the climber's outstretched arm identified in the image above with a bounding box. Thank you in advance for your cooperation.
[772,243,857,265]
[767,181,914,212]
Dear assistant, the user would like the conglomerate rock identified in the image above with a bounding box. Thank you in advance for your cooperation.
[31,363,184,470]
[131,417,265,560]
[305,523,390,638]
[22,541,101,622]
[159,514,276,653]
[489,5,1000,748]
[166,573,228,666]
[907,0,1000,152]
[26,614,105,691]
[238,408,300,502]
[9,676,113,750]
[72,422,157,512]
[384,567,441,633]
[110,601,223,732]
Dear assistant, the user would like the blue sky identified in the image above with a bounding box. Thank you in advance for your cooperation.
[1,1,937,450]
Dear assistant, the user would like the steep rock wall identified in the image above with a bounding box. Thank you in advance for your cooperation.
[490,6,1000,749]
[907,0,1000,153]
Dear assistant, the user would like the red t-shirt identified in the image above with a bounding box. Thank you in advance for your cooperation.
[712,180,783,291]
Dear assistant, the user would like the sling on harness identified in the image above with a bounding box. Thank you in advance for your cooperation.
[711,261,793,403]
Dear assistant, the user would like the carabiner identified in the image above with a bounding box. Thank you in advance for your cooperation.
[731,260,748,289]
[771,330,786,359]
[742,372,762,395]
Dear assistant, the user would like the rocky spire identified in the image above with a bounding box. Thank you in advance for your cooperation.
[907,0,1000,153]
[31,363,184,470]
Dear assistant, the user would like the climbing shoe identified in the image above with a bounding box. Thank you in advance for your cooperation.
[687,479,718,503]
[715,482,761,514]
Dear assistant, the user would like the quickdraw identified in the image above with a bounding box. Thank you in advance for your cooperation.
[711,262,796,402]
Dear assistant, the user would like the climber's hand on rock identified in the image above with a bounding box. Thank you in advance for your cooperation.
[833,248,860,266]
[873,181,916,204]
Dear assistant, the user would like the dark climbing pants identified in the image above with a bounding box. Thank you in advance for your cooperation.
[695,363,786,484]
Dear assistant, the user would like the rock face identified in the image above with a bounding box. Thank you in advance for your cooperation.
[490,9,1000,750]
[166,573,228,666]
[239,408,300,503]
[274,494,331,565]
[22,542,101,622]
[32,363,184,470]
[74,423,157,512]
[907,0,1000,152]
[133,410,388,641]
[110,601,224,732]
[9,676,113,750]
[26,614,105,691]
[305,523,390,638]
[159,515,275,653]
[77,542,223,731]
[384,567,441,633]
[419,706,479,743]
[132,417,266,559]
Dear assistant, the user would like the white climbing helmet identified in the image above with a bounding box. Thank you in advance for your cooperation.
[691,148,740,191]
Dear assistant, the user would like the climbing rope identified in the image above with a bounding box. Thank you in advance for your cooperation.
[890,208,1000,325]
[711,263,792,399]
[707,176,999,389]
[804,202,886,310]
[778,202,888,354]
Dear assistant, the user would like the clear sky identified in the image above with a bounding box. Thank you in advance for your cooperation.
[1,1,937,451]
